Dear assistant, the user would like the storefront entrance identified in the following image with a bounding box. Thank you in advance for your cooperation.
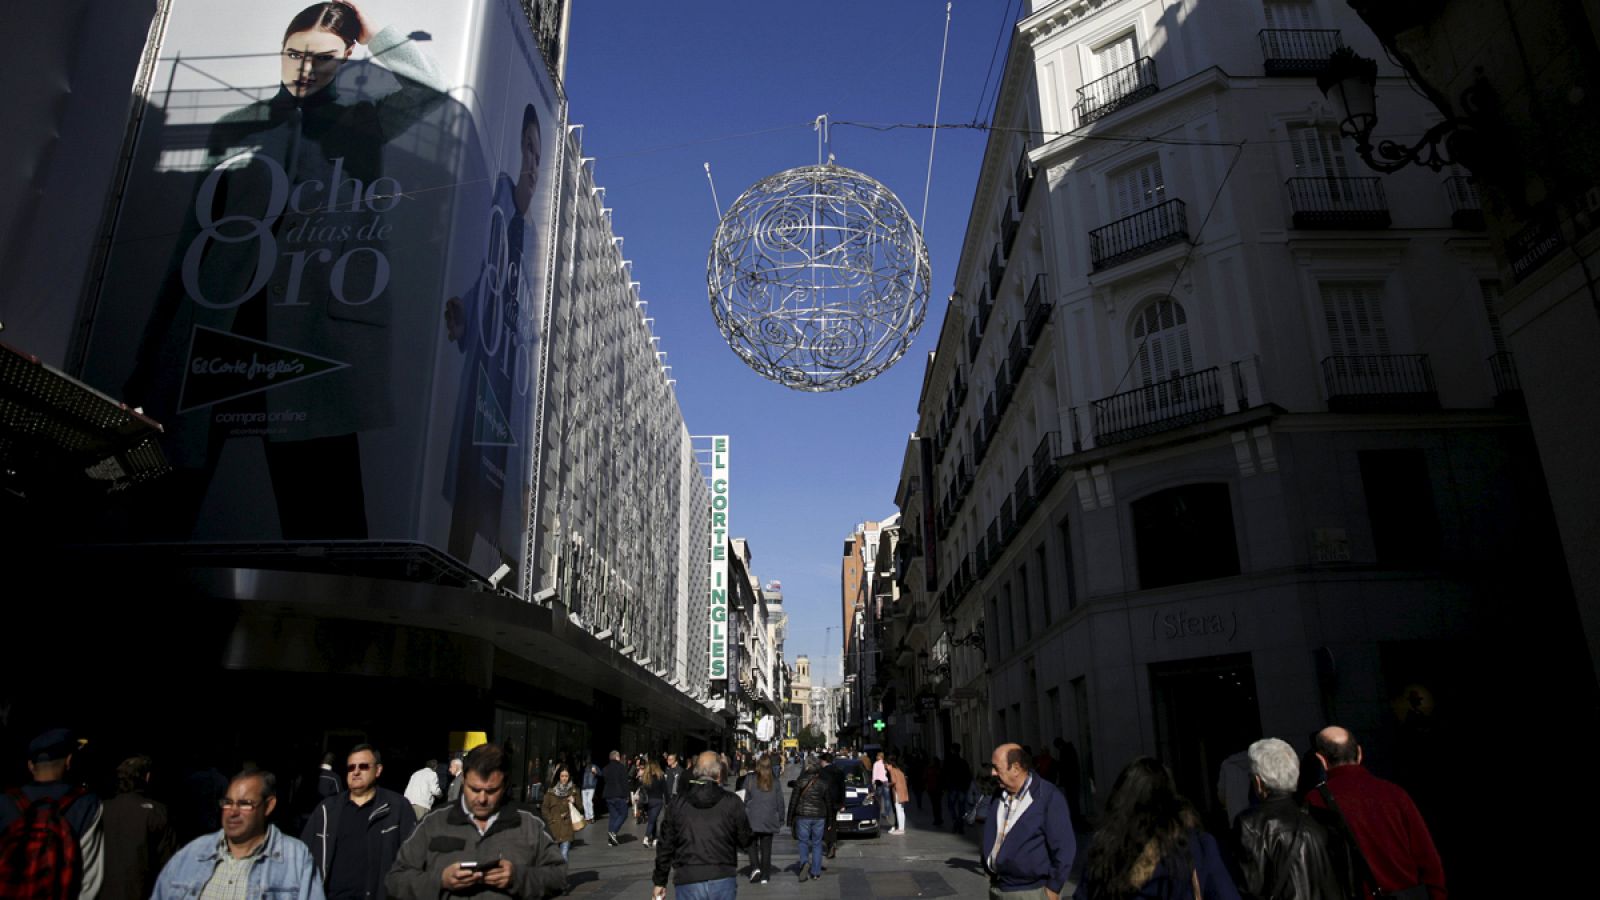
[1149,652,1260,827]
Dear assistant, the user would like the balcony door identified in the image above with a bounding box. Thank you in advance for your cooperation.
[1093,32,1138,79]
[1263,0,1316,29]
[1322,282,1394,390]
[1113,158,1167,218]
[1291,124,1359,206]
[1132,298,1195,418]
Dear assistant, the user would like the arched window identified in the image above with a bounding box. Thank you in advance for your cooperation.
[1132,298,1193,387]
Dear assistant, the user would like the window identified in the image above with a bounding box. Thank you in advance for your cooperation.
[1359,449,1441,565]
[1290,125,1351,178]
[1093,32,1139,78]
[1018,563,1033,640]
[1322,283,1389,357]
[1058,518,1079,612]
[1263,0,1315,28]
[1132,483,1241,589]
[1037,545,1052,626]
[1133,298,1194,387]
[1113,158,1167,218]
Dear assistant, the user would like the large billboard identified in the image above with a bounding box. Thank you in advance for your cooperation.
[78,0,563,586]
[708,436,729,687]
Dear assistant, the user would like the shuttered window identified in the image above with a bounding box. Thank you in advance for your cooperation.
[1290,124,1350,178]
[1321,283,1389,356]
[1094,33,1138,77]
[1133,298,1194,386]
[1264,0,1316,29]
[1113,158,1167,217]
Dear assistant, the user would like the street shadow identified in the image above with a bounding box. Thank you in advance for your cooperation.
[943,856,985,875]
[567,870,600,888]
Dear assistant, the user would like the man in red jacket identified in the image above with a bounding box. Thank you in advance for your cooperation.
[1307,726,1446,900]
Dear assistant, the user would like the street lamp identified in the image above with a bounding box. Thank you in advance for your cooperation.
[1317,46,1490,174]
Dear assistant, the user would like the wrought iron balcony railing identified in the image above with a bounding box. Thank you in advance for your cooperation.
[1032,431,1063,494]
[973,423,989,465]
[1446,176,1484,230]
[1024,274,1052,345]
[983,392,999,439]
[1000,496,1017,543]
[989,242,1007,298]
[1014,469,1034,519]
[966,318,983,362]
[1008,324,1032,384]
[1076,57,1159,126]
[1090,198,1189,271]
[1322,355,1439,412]
[1090,367,1225,446]
[1259,29,1343,76]
[1487,352,1522,404]
[1287,177,1391,229]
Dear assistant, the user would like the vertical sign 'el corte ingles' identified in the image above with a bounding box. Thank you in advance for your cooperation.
[708,436,730,687]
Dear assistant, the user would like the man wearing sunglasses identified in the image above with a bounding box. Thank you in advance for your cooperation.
[302,744,417,900]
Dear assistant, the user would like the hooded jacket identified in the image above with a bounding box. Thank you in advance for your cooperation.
[651,780,752,888]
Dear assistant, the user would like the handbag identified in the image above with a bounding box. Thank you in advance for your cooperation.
[1317,785,1429,900]
[569,798,586,831]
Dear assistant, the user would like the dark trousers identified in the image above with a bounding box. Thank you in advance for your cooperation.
[748,832,773,874]
[646,799,664,839]
[606,797,628,834]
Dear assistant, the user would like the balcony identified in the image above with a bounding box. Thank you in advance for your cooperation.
[995,365,1015,417]
[1259,29,1343,76]
[1287,177,1391,229]
[1322,355,1439,412]
[973,423,989,465]
[977,287,994,333]
[1032,431,1063,494]
[988,243,1007,298]
[986,518,1001,564]
[1446,176,1484,230]
[1024,274,1052,345]
[1090,198,1189,271]
[1014,469,1035,520]
[1015,150,1037,211]
[1007,324,1032,384]
[982,392,999,440]
[953,367,968,407]
[966,318,983,362]
[1076,57,1159,126]
[1000,495,1017,543]
[1090,367,1225,446]
[1487,352,1523,408]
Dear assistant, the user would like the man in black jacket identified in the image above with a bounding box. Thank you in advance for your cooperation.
[652,752,752,899]
[1232,738,1345,900]
[302,744,416,900]
[816,752,845,860]
[599,750,631,846]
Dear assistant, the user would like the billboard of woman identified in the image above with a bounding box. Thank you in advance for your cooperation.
[78,0,563,587]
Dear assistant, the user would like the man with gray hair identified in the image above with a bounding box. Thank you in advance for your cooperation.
[651,751,751,899]
[1231,738,1344,900]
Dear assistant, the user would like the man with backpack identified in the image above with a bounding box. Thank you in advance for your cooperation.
[0,728,106,899]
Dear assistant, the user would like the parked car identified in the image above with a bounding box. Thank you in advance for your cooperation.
[831,758,880,837]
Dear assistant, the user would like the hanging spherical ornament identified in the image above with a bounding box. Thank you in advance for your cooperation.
[708,163,930,392]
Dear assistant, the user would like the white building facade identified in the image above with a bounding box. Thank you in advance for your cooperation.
[904,0,1573,844]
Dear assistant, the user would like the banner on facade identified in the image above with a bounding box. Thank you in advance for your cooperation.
[708,435,729,688]
[78,0,564,588]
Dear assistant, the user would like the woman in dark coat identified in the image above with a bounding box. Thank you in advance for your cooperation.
[742,751,786,883]
[1075,757,1242,900]
[540,766,580,861]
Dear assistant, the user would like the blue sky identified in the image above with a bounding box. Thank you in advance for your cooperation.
[565,1,1022,685]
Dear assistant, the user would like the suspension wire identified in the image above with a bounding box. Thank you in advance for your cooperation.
[973,0,1020,124]
[703,162,722,220]
[1109,142,1246,395]
[920,3,954,233]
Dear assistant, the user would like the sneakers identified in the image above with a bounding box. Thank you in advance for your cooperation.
[749,869,761,883]
[761,877,770,884]
[607,832,619,846]
[798,870,811,883]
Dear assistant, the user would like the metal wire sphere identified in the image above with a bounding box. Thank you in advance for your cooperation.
[708,164,930,392]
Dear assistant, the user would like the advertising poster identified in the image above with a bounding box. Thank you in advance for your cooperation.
[78,0,563,586]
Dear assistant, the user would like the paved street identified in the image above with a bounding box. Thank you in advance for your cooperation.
[562,767,994,899]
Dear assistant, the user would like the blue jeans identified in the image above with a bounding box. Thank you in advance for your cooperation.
[796,817,826,876]
[646,799,664,839]
[607,797,629,834]
[558,840,570,861]
[676,877,738,900]
[947,790,967,827]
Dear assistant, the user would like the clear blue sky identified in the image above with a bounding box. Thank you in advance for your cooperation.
[565,1,1022,685]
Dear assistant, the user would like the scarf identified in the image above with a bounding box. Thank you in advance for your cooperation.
[551,781,575,798]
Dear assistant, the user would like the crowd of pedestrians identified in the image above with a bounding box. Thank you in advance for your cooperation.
[0,723,1445,900]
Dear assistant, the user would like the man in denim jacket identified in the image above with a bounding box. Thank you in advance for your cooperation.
[152,769,323,899]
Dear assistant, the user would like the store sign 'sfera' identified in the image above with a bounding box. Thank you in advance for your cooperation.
[708,436,729,684]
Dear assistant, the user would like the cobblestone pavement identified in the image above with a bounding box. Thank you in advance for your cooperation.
[562,767,994,899]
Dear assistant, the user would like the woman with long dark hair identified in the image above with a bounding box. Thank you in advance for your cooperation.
[640,760,666,848]
[1075,757,1241,900]
[741,752,785,883]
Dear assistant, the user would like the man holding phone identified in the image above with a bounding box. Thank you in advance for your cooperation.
[387,743,567,898]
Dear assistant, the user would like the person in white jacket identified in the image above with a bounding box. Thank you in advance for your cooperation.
[402,762,440,820]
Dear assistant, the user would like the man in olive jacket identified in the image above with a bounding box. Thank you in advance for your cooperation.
[387,744,566,899]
